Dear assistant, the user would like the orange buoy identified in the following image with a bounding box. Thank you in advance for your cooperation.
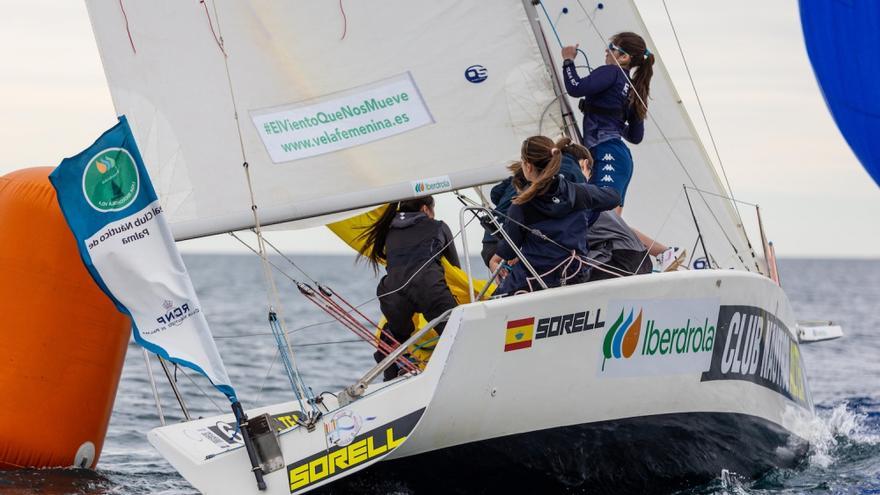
[0,167,130,469]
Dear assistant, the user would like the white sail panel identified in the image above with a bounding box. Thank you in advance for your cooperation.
[537,1,763,272]
[84,1,556,240]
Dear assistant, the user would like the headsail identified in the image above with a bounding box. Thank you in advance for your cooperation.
[799,0,880,187]
[84,1,558,240]
[536,1,761,271]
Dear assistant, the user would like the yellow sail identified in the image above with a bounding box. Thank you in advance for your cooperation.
[327,204,495,367]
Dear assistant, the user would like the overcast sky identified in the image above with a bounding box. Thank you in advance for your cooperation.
[1,1,877,258]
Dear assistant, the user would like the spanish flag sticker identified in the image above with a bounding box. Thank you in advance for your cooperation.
[504,317,534,352]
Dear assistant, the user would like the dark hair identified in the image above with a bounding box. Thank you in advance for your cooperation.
[512,136,563,205]
[357,196,435,273]
[613,31,654,120]
[557,136,592,167]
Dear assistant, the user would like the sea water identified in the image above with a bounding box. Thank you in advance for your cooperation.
[1,257,878,494]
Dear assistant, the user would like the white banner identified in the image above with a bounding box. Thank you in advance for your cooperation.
[85,201,234,395]
[598,297,720,379]
[251,72,434,162]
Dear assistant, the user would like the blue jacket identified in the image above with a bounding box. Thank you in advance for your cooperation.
[562,61,645,149]
[495,176,620,293]
[482,153,587,243]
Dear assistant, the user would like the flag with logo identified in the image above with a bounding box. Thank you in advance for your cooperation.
[49,116,236,401]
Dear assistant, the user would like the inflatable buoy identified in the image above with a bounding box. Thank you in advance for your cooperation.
[0,167,130,469]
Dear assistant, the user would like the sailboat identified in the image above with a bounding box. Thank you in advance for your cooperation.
[82,1,837,493]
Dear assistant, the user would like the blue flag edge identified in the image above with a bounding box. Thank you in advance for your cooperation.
[48,116,237,403]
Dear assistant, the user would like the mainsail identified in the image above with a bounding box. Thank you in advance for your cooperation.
[85,1,557,240]
[86,0,759,271]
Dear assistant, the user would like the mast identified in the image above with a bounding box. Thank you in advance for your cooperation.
[521,0,582,143]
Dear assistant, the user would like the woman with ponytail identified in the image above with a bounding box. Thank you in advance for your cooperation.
[480,137,593,266]
[358,196,459,380]
[561,32,685,271]
[489,136,620,294]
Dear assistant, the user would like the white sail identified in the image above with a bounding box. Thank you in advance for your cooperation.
[537,1,762,272]
[84,1,557,240]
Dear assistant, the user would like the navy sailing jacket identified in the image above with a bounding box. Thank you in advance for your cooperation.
[562,60,645,148]
[495,176,620,291]
[482,153,587,244]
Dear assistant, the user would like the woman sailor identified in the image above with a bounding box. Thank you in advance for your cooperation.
[562,32,685,271]
[358,196,459,381]
[488,136,619,294]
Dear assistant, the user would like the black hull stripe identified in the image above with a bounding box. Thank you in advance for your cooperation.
[314,411,808,494]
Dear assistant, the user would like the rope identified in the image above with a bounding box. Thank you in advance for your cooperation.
[257,231,321,285]
[118,0,136,54]
[207,2,316,413]
[178,366,225,414]
[537,1,592,71]
[458,193,633,278]
[661,0,741,220]
[199,0,227,57]
[338,0,348,40]
[572,0,752,271]
[227,231,419,374]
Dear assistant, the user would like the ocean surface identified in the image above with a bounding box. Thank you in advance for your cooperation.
[1,256,878,494]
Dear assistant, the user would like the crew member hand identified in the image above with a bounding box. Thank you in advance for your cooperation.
[562,44,579,61]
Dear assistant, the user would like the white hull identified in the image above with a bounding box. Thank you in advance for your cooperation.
[149,270,814,494]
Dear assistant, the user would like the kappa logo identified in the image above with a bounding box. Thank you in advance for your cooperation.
[602,153,615,161]
[82,147,139,212]
[600,175,614,183]
[603,309,643,360]
[602,164,615,171]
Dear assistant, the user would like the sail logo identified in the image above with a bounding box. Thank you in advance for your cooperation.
[599,298,719,378]
[602,309,643,360]
[411,175,452,196]
[82,147,139,212]
[464,64,488,83]
[701,306,811,409]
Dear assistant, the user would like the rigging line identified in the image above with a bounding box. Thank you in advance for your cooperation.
[118,0,136,54]
[538,94,564,135]
[254,348,280,406]
[661,0,742,221]
[338,0,348,40]
[209,2,314,406]
[572,0,751,271]
[177,366,225,414]
[457,193,636,277]
[537,1,592,71]
[684,186,758,208]
[255,230,319,285]
[228,232,414,370]
[635,188,686,272]
[199,0,227,57]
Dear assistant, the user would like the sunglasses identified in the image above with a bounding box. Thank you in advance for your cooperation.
[607,42,629,56]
